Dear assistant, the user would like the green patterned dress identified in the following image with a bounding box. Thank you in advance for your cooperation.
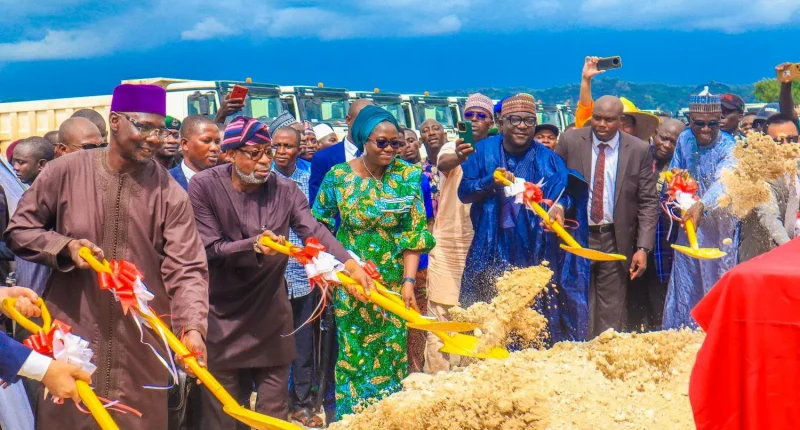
[312,158,435,419]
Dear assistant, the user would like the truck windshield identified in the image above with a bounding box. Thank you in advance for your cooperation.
[299,97,349,126]
[416,104,454,128]
[247,93,284,124]
[187,91,219,118]
[538,109,562,130]
[376,103,408,127]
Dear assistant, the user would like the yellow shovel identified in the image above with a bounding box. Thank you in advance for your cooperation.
[78,248,303,430]
[260,237,509,360]
[493,171,626,262]
[671,217,727,260]
[1,298,120,430]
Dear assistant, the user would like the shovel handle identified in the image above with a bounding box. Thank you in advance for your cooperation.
[684,219,700,250]
[76,381,120,430]
[1,297,50,334]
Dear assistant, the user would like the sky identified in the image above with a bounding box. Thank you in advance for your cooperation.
[1,0,799,102]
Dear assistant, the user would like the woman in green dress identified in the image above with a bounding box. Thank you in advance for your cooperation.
[312,106,435,419]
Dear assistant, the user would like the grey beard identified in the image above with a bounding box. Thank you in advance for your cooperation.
[234,165,269,185]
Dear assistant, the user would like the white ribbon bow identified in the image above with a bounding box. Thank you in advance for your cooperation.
[304,251,345,283]
[674,190,698,212]
[52,329,97,376]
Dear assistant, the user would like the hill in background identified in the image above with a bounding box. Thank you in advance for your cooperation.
[438,77,756,113]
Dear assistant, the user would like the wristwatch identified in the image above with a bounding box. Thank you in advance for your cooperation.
[402,277,417,286]
[637,247,651,254]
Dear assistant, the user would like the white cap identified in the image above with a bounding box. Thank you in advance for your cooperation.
[313,123,335,138]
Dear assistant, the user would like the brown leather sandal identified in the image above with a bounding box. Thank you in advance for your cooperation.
[291,408,324,428]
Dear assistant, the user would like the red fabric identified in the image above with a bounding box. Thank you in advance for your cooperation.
[690,238,800,430]
[590,143,607,224]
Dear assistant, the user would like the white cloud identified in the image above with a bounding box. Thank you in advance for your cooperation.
[181,17,237,41]
[0,29,119,61]
[1,0,798,62]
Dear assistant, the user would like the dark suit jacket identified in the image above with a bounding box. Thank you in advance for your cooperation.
[556,128,659,269]
[169,164,189,191]
[309,141,346,205]
[739,177,794,262]
[0,331,32,383]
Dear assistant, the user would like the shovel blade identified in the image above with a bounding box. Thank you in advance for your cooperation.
[438,333,510,359]
[671,244,727,260]
[560,245,627,261]
[223,405,303,430]
[406,321,483,332]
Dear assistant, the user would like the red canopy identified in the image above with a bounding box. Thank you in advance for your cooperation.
[690,238,800,430]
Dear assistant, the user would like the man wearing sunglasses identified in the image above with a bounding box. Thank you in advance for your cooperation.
[459,93,591,344]
[7,84,210,430]
[739,114,800,262]
[187,116,375,427]
[663,89,738,330]
[55,117,105,157]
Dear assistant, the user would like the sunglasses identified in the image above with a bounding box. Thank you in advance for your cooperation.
[369,138,404,149]
[692,120,720,129]
[236,147,276,160]
[775,135,800,145]
[464,111,490,121]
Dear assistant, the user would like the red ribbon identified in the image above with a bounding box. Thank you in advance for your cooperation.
[522,182,554,207]
[96,260,145,315]
[668,175,699,198]
[23,320,72,356]
[362,260,382,280]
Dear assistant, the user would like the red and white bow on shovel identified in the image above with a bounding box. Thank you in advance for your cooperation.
[503,177,553,206]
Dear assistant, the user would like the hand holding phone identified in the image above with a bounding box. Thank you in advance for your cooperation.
[229,85,249,100]
[596,56,622,71]
[457,121,474,146]
[776,63,800,83]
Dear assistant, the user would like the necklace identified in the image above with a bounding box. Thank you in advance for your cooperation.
[361,156,384,185]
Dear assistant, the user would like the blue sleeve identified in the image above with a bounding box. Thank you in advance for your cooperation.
[421,175,434,219]
[0,331,32,383]
[308,154,328,206]
[458,144,500,204]
[700,146,736,210]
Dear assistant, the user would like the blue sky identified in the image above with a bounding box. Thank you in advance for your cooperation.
[1,0,799,101]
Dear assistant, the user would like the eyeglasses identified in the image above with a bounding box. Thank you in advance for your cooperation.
[464,111,490,121]
[114,112,172,140]
[692,120,720,129]
[369,138,404,149]
[504,115,537,127]
[236,146,276,160]
[775,135,800,145]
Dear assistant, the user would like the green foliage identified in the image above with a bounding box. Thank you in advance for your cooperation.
[753,79,800,103]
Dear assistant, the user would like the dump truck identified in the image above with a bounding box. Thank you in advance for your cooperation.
[281,85,350,140]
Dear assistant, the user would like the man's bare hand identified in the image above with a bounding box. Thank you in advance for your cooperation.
[255,230,283,255]
[629,250,648,280]
[66,239,104,270]
[683,201,705,227]
[0,286,41,319]
[177,330,206,378]
[493,168,514,186]
[214,95,245,123]
[454,138,475,163]
[583,56,605,81]
[41,360,92,404]
[776,62,794,84]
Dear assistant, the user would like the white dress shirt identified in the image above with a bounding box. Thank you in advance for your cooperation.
[588,131,621,225]
[18,351,52,382]
[181,160,198,183]
[344,137,358,162]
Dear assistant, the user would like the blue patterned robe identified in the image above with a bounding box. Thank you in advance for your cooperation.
[663,130,739,329]
[458,135,590,343]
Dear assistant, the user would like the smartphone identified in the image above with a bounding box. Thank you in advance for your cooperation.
[596,56,622,71]
[457,121,474,146]
[777,63,800,82]
[229,84,249,100]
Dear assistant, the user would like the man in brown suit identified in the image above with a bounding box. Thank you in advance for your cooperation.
[556,96,659,337]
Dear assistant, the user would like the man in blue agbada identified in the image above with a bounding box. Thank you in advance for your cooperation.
[458,93,591,343]
[663,89,739,329]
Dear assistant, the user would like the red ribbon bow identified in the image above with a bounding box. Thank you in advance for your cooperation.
[24,320,72,357]
[522,182,553,207]
[669,175,699,197]
[97,260,145,315]
[362,260,382,280]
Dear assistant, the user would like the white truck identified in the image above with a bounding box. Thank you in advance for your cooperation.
[280,85,350,140]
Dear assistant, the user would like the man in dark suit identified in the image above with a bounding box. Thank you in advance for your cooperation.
[308,98,374,204]
[169,115,221,191]
[0,286,91,402]
[556,95,659,337]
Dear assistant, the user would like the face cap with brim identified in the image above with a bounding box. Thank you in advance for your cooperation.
[620,97,660,141]
[534,123,560,138]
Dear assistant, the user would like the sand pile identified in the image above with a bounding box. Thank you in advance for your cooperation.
[719,131,799,218]
[449,264,552,351]
[331,329,704,430]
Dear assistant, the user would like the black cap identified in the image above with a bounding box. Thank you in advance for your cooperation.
[720,93,745,113]
[534,123,560,137]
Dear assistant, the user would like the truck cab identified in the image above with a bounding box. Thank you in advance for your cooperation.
[405,94,458,141]
[537,103,564,131]
[165,80,285,125]
[350,91,411,129]
[281,86,350,140]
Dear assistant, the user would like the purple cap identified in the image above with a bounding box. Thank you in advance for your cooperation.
[110,84,167,117]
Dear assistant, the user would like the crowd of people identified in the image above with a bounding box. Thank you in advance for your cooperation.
[0,59,799,430]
